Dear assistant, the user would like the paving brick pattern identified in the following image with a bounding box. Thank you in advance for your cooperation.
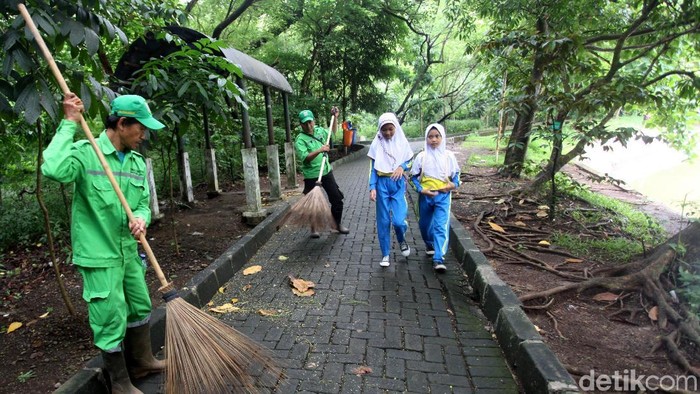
[135,146,520,393]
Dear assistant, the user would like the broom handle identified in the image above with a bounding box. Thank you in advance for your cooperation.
[18,4,170,289]
[315,113,336,183]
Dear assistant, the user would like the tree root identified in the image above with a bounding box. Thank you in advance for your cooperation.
[473,211,495,252]
[546,311,567,339]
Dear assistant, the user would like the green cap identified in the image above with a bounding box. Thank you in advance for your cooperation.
[298,109,314,124]
[110,95,165,130]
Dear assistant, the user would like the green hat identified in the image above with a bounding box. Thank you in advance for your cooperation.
[298,109,314,124]
[110,95,165,130]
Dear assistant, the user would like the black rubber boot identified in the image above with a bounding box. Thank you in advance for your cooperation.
[124,324,165,379]
[102,351,143,394]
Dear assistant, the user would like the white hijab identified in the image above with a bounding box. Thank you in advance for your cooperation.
[367,113,414,173]
[413,123,459,179]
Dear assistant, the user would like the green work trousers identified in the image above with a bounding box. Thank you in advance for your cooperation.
[77,255,152,352]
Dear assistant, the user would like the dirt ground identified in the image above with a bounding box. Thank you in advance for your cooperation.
[1,142,697,393]
[449,145,698,393]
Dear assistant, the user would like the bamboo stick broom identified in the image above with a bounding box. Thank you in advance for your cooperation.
[18,4,281,393]
[280,113,338,231]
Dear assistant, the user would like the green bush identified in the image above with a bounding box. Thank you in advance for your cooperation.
[678,261,700,319]
[445,119,483,134]
[0,183,70,251]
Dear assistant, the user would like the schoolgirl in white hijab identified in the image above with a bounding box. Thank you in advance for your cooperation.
[367,112,414,267]
[410,123,460,273]
[367,113,414,175]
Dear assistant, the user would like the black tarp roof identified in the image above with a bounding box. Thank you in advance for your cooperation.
[113,26,293,94]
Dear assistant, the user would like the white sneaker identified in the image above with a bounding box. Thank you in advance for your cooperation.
[399,242,410,257]
[433,262,446,273]
[379,256,390,267]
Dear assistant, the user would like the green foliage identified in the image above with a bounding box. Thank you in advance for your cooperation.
[129,35,243,131]
[447,119,484,134]
[553,233,644,263]
[567,185,666,245]
[16,370,36,383]
[0,183,70,251]
[678,262,700,318]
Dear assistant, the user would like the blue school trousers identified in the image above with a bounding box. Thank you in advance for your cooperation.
[418,192,451,262]
[375,176,408,257]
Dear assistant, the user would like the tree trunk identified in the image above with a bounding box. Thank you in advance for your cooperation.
[211,0,257,39]
[35,122,76,316]
[300,40,320,96]
[396,65,428,123]
[501,17,550,178]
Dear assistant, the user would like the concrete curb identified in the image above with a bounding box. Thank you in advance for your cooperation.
[448,215,580,393]
[54,146,369,394]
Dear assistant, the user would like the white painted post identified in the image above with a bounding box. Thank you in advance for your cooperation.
[145,158,163,220]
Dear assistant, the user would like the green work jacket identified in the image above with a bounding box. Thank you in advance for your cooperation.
[294,126,333,179]
[41,120,151,268]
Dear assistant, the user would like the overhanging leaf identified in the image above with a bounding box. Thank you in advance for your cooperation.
[84,28,100,55]
[69,20,85,46]
[16,83,41,125]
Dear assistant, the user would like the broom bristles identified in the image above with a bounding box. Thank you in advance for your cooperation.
[279,186,337,232]
[165,298,282,394]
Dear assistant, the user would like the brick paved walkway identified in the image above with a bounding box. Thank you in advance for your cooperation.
[139,148,520,393]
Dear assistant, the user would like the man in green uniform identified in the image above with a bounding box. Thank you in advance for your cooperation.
[42,93,165,393]
[295,107,350,237]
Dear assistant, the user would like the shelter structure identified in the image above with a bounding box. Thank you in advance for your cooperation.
[113,26,297,224]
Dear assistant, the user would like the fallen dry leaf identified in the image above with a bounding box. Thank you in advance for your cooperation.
[565,258,584,264]
[242,284,252,291]
[592,292,620,302]
[243,265,262,275]
[218,286,226,293]
[536,210,549,218]
[648,306,659,321]
[288,275,316,293]
[7,322,22,334]
[231,298,239,304]
[538,240,551,246]
[292,288,316,297]
[258,309,277,316]
[209,303,241,314]
[278,255,288,261]
[39,311,50,319]
[352,366,372,376]
[488,222,507,233]
[514,221,527,227]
